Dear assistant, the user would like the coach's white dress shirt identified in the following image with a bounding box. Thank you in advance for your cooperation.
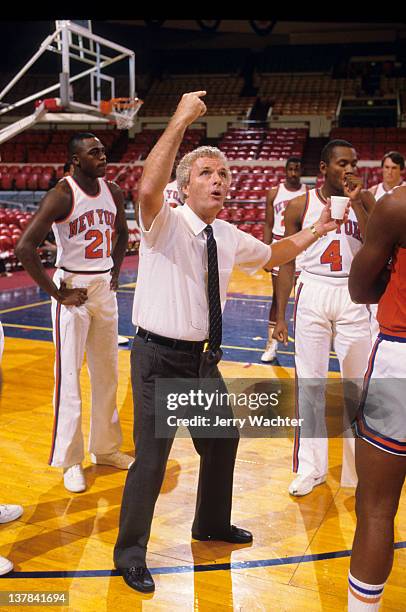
[132,203,272,341]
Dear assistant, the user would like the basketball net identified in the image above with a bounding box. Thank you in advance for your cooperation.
[100,97,143,130]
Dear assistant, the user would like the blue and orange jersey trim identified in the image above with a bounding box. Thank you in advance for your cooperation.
[48,302,62,465]
[292,281,304,473]
[354,333,406,455]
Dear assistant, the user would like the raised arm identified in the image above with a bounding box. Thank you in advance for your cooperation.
[15,182,87,306]
[349,189,406,304]
[139,91,207,230]
[263,187,278,245]
[343,174,376,239]
[107,181,129,290]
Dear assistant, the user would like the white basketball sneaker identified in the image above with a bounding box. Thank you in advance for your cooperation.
[63,464,86,493]
[90,451,134,470]
[288,474,327,496]
[0,504,23,524]
[261,339,277,362]
[0,555,13,576]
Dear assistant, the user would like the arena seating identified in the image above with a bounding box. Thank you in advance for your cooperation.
[219,127,308,160]
[140,75,255,117]
[257,74,360,118]
[330,127,406,161]
[0,130,122,164]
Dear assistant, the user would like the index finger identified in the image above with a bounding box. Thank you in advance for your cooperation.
[187,90,207,97]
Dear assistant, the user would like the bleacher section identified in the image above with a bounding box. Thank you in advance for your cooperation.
[140,75,255,117]
[330,127,406,160]
[257,74,360,118]
[0,130,121,163]
[219,127,307,160]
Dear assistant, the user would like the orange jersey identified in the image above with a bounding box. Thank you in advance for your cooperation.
[377,247,406,337]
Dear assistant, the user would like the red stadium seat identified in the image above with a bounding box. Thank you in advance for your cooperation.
[0,236,13,250]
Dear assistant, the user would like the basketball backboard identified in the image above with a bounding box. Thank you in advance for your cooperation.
[0,20,142,144]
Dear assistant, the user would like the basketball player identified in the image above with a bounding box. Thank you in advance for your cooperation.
[164,176,183,207]
[63,161,74,177]
[347,185,406,611]
[262,157,307,362]
[368,151,405,201]
[368,151,405,339]
[15,133,133,493]
[274,140,376,496]
[0,321,24,575]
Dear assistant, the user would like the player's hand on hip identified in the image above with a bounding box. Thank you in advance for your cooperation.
[273,320,289,345]
[174,91,207,125]
[57,281,88,306]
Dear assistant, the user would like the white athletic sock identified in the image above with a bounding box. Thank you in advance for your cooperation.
[348,571,385,611]
[267,322,276,342]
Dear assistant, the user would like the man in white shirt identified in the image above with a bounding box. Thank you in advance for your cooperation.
[368,151,406,201]
[114,91,345,594]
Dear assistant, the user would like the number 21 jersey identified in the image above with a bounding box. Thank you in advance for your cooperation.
[53,176,116,272]
[301,188,362,277]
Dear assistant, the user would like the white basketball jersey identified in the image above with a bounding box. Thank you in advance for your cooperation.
[301,188,363,277]
[53,176,116,272]
[164,180,182,207]
[272,182,307,238]
[371,181,406,201]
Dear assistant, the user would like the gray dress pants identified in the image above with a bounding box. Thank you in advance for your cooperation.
[114,334,239,568]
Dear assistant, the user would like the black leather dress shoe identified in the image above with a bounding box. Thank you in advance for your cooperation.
[122,566,155,593]
[192,525,253,544]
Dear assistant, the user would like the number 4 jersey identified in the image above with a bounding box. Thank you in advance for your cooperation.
[53,176,116,272]
[301,188,362,277]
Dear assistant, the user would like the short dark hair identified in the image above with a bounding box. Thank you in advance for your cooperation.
[68,132,97,158]
[285,156,302,168]
[320,139,354,165]
[381,151,405,170]
[63,161,73,173]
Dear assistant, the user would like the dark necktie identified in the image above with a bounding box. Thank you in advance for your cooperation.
[204,225,222,353]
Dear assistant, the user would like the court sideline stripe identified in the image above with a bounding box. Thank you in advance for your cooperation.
[2,541,405,579]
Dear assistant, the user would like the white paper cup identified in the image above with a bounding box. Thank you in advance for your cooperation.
[330,196,349,219]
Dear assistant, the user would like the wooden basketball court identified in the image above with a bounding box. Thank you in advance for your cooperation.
[0,266,405,610]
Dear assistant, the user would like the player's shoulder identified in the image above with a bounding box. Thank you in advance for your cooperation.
[373,187,406,222]
[288,189,308,208]
[47,178,72,200]
[104,179,122,194]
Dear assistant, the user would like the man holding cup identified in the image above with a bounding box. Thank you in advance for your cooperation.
[274,140,376,496]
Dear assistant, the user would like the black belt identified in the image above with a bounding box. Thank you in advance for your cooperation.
[136,327,207,353]
[59,267,111,275]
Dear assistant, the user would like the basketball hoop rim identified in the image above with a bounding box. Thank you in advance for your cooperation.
[100,97,143,115]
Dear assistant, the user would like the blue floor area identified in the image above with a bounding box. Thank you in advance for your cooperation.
[0,267,340,371]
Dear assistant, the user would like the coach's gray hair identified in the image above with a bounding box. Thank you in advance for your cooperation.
[176,146,231,202]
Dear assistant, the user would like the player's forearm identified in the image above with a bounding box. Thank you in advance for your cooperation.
[263,223,272,245]
[111,228,129,276]
[349,256,390,304]
[275,263,295,320]
[15,244,60,300]
[351,200,369,239]
[140,116,188,204]
[265,224,320,269]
